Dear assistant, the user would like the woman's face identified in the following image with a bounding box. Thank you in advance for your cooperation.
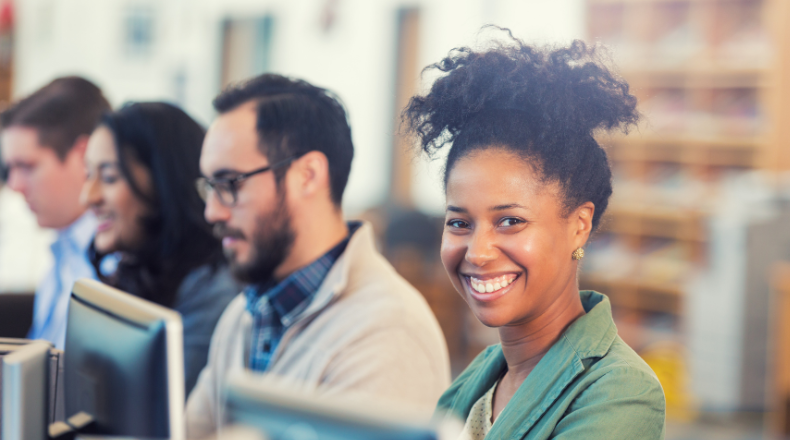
[80,126,154,254]
[442,148,593,328]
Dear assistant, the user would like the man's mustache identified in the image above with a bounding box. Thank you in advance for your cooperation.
[213,222,245,240]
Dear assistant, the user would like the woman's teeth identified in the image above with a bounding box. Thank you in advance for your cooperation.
[469,275,517,294]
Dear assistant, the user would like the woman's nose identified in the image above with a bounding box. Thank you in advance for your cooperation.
[80,176,102,208]
[465,228,498,267]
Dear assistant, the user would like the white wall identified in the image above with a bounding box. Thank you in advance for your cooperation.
[13,0,585,215]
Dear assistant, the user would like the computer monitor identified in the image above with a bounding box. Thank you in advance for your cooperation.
[64,278,184,440]
[0,338,64,427]
[1,340,51,440]
[225,373,440,440]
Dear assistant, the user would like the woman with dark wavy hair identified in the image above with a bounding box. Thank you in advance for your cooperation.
[404,31,665,439]
[80,102,242,395]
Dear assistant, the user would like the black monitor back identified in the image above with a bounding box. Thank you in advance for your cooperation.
[0,293,35,337]
[64,279,183,439]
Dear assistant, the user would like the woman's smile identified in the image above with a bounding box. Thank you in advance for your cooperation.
[93,210,115,232]
[463,272,521,302]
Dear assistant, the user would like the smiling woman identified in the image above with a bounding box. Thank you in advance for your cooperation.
[404,29,666,440]
[80,102,243,395]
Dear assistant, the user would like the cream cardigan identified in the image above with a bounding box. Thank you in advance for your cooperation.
[185,222,451,439]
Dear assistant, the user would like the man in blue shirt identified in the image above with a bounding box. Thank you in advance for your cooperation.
[0,77,111,349]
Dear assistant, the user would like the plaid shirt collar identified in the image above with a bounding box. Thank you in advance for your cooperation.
[244,222,360,325]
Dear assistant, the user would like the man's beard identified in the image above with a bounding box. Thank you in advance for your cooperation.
[214,193,295,285]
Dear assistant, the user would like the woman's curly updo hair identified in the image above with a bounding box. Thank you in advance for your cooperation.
[403,28,639,232]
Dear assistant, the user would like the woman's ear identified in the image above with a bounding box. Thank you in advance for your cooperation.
[572,201,595,248]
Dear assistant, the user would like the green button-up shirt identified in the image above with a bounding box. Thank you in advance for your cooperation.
[438,291,666,439]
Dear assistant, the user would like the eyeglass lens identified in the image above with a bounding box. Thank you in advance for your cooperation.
[196,178,237,206]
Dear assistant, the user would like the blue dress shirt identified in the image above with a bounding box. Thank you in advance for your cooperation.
[28,212,97,349]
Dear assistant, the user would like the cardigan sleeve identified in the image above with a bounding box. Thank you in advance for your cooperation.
[318,326,449,420]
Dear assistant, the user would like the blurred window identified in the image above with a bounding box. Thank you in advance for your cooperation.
[221,16,275,87]
[124,5,155,57]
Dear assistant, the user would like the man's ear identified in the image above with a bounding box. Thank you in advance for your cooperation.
[66,134,90,162]
[291,151,330,198]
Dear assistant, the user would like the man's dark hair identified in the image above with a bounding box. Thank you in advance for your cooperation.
[1,76,111,160]
[213,74,354,206]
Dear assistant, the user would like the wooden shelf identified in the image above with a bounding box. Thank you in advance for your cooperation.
[768,262,790,435]
[602,207,706,242]
[621,66,771,89]
[603,134,765,150]
[581,274,683,315]
[590,0,721,4]
[603,135,764,167]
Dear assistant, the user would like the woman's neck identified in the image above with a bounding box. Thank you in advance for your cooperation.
[498,286,586,384]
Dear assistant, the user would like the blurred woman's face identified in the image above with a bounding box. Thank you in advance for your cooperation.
[80,126,154,254]
[442,148,590,328]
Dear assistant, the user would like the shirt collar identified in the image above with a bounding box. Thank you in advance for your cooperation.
[245,221,361,325]
[562,290,618,359]
[54,211,97,252]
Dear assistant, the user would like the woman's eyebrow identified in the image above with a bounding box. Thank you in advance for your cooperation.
[447,204,528,213]
[447,205,467,213]
[490,203,527,211]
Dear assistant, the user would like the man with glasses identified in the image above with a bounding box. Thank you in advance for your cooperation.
[186,74,450,437]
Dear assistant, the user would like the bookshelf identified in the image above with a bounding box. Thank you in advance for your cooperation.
[768,262,790,436]
[584,0,790,414]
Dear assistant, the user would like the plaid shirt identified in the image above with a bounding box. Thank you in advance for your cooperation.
[244,223,358,372]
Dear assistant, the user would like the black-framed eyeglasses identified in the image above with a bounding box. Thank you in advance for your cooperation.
[196,156,295,207]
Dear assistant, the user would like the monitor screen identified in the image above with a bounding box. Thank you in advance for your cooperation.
[64,279,184,440]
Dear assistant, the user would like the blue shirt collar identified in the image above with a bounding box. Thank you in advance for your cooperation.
[53,211,97,252]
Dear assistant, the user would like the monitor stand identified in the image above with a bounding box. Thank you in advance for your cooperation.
[48,412,97,440]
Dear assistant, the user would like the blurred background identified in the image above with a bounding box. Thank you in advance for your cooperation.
[0,0,789,438]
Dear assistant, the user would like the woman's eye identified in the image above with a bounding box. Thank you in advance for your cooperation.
[500,217,523,227]
[446,219,469,229]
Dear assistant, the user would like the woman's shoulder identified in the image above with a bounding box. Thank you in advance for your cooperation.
[548,335,666,438]
[573,291,662,389]
[566,316,665,416]
[175,263,245,312]
[544,332,664,430]
[586,334,663,392]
